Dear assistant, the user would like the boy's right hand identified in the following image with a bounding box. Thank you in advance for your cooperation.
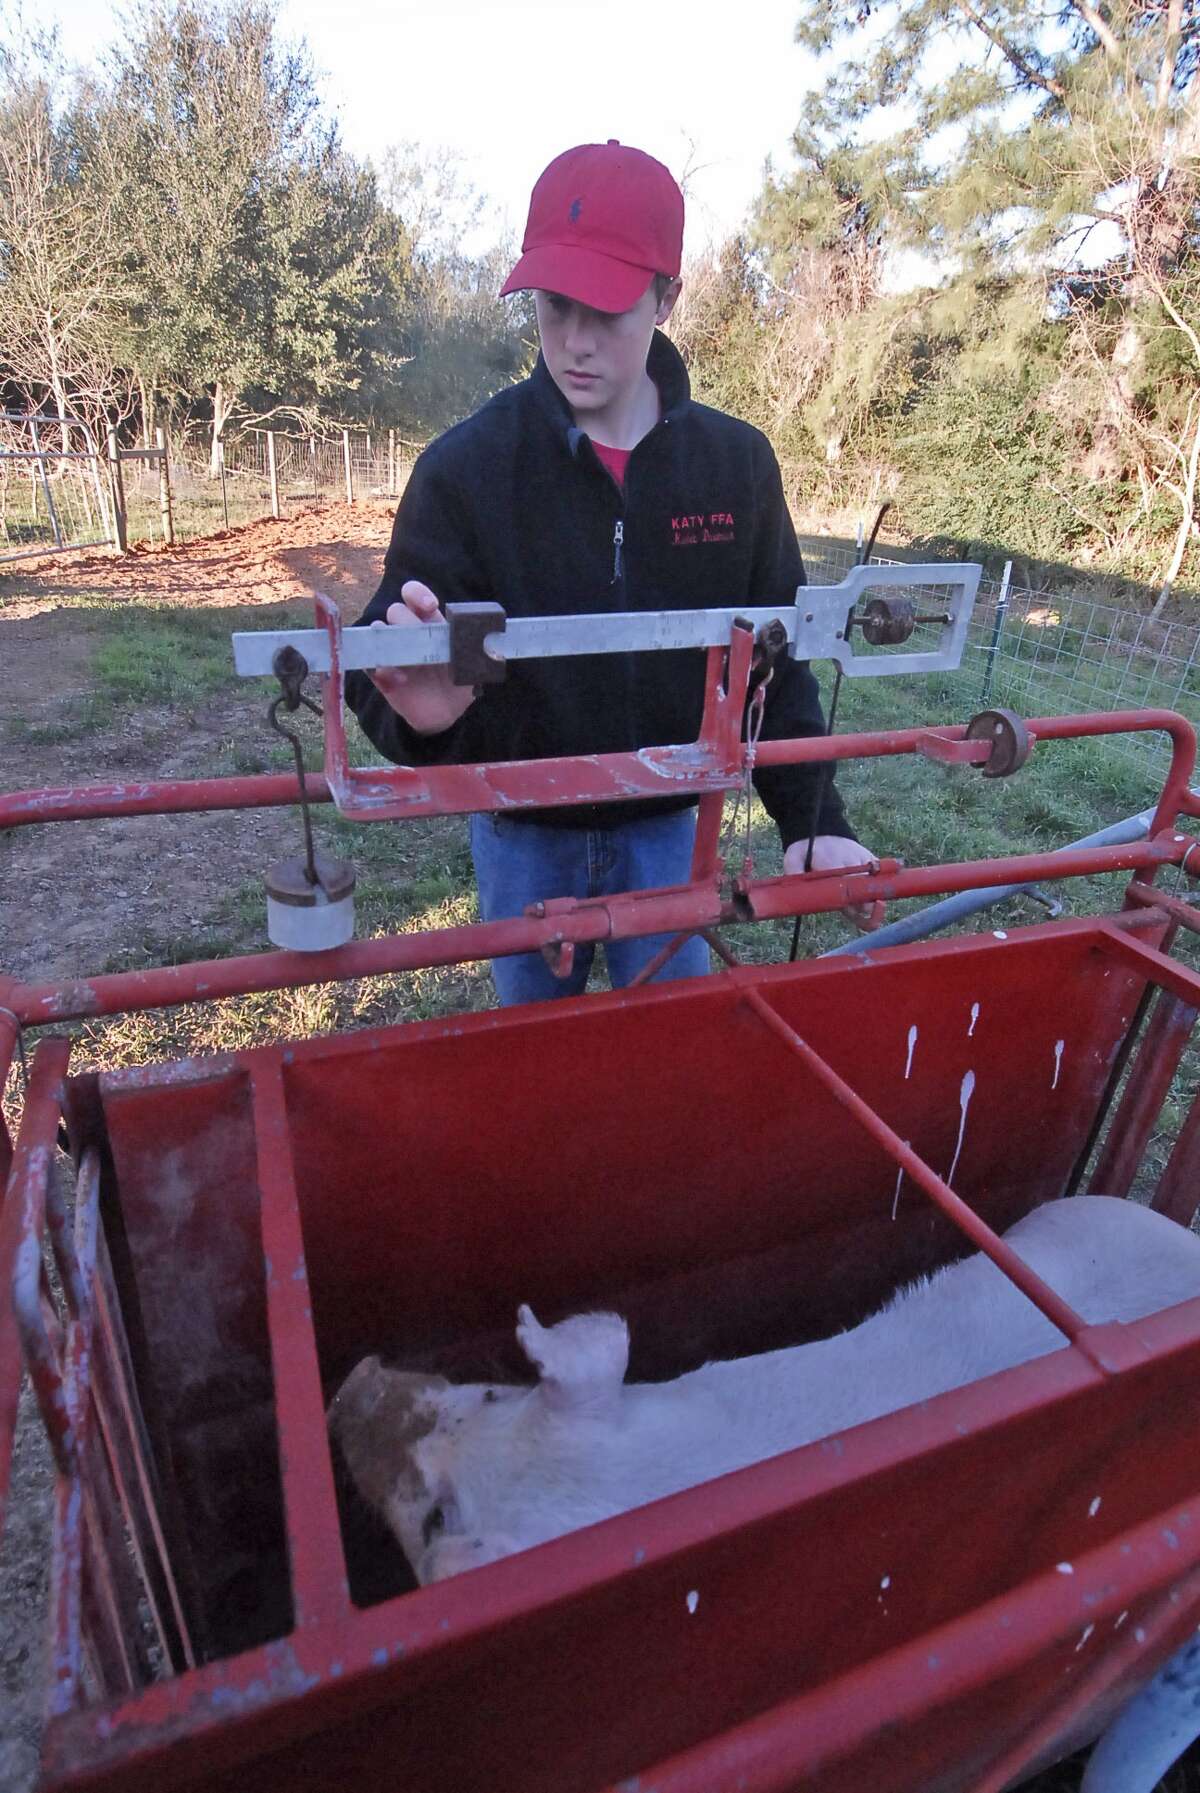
[366,580,478,736]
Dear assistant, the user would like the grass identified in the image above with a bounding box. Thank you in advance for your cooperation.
[1,600,296,743]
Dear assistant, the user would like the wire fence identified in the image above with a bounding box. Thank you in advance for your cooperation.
[799,536,1200,799]
[117,426,424,544]
[0,413,115,562]
[0,414,427,562]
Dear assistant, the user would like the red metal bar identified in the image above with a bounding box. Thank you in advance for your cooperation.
[1154,1088,1200,1227]
[742,837,1185,924]
[4,709,1194,839]
[249,1055,351,1630]
[0,838,1185,1031]
[689,789,725,882]
[90,1271,197,1671]
[1094,922,1200,1012]
[0,1006,15,1188]
[1089,991,1198,1196]
[755,708,1200,833]
[0,773,322,831]
[1126,880,1200,933]
[71,1149,185,1675]
[47,1475,83,1719]
[8,1037,75,1476]
[737,983,1089,1342]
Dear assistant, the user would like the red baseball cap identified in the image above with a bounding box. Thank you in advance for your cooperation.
[501,141,684,314]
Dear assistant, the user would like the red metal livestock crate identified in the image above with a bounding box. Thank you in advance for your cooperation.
[5,656,1200,1792]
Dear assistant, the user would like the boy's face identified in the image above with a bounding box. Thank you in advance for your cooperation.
[534,280,680,421]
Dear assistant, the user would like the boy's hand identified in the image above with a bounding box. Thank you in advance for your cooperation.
[366,580,478,736]
[784,835,882,928]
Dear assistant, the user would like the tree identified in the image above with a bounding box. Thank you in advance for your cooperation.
[753,0,1200,592]
[94,0,411,467]
[375,141,534,437]
[0,31,135,442]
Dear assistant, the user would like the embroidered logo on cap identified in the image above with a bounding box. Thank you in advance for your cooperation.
[569,197,583,223]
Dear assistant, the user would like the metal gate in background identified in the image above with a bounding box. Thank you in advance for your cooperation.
[0,412,115,565]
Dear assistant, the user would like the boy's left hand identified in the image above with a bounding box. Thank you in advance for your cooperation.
[784,835,881,927]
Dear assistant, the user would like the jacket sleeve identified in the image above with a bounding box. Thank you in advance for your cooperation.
[343,445,492,767]
[747,439,856,851]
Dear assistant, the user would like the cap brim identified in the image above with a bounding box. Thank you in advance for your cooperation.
[499,245,655,314]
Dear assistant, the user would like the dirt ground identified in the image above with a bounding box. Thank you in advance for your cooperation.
[0,501,396,985]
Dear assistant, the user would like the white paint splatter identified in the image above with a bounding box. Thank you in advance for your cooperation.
[1135,1627,1146,1644]
[968,1002,980,1037]
[1056,1562,1074,1575]
[686,1589,699,1615]
[1052,1040,1065,1090]
[947,1070,976,1187]
[993,929,1008,940]
[1115,1611,1129,1629]
[880,1575,891,1590]
[891,1156,908,1222]
[1089,1496,1102,1518]
[904,1024,918,1080]
[1076,1625,1096,1652]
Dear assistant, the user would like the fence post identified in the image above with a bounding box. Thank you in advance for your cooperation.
[105,428,128,554]
[266,430,280,520]
[388,427,396,496]
[85,423,113,543]
[155,426,175,546]
[343,429,353,504]
[29,418,64,549]
[218,438,230,528]
[980,559,1012,703]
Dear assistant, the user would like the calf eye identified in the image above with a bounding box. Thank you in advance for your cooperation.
[421,1503,446,1548]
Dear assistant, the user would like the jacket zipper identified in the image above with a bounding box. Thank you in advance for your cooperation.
[612,517,624,585]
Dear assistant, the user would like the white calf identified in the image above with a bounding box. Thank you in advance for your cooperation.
[329,1195,1200,1584]
[329,1195,1200,1791]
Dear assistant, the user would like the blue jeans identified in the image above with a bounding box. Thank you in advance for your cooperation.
[469,807,712,1005]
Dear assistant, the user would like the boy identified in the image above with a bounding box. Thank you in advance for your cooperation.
[345,140,874,1004]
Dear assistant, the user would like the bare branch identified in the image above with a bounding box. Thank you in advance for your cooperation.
[1066,0,1122,57]
[954,0,1067,98]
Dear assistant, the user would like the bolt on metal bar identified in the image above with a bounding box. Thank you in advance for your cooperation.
[738,984,1088,1343]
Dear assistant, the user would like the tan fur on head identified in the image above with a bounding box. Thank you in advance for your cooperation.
[328,1357,449,1511]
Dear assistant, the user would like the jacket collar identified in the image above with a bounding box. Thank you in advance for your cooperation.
[530,329,692,457]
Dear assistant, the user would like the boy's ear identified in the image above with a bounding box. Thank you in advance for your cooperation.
[516,1305,629,1414]
[656,278,682,326]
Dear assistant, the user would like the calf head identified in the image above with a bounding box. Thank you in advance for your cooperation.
[329,1305,630,1582]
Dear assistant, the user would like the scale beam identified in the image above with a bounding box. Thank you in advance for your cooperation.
[232,562,981,683]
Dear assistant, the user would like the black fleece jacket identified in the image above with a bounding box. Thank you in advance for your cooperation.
[345,331,853,849]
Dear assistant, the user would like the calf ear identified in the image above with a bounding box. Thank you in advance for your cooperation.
[516,1305,630,1415]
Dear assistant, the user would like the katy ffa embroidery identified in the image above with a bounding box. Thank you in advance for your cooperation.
[671,511,735,546]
